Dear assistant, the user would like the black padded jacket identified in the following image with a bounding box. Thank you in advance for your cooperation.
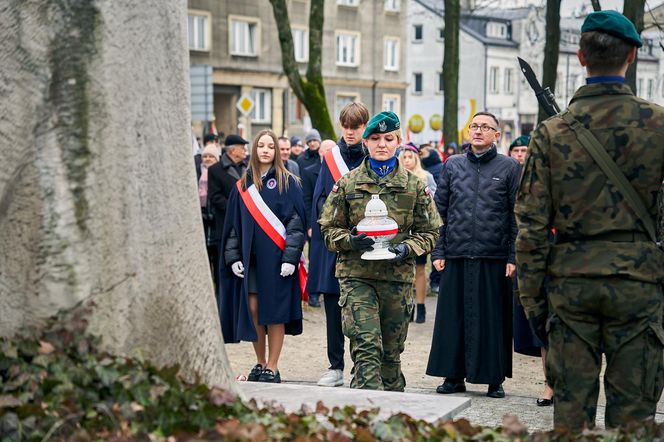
[431,145,520,263]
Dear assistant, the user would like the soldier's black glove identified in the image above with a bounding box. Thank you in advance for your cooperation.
[528,312,548,349]
[388,243,409,264]
[349,227,375,252]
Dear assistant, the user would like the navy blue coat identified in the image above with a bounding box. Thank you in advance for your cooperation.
[307,139,365,294]
[218,171,305,343]
[431,145,520,263]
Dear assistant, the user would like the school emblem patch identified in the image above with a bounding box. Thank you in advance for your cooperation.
[266,178,277,189]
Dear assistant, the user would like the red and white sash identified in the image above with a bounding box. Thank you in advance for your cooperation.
[323,145,350,182]
[236,180,309,301]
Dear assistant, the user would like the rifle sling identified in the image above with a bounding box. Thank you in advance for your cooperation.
[560,110,658,245]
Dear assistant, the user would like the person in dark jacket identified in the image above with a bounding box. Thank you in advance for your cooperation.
[419,143,443,181]
[426,111,521,399]
[296,129,322,171]
[199,144,221,286]
[219,129,306,384]
[207,134,249,255]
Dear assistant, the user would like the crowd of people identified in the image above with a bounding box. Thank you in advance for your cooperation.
[191,10,662,433]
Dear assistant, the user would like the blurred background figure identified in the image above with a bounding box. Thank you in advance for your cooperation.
[400,143,437,323]
[297,129,323,170]
[508,135,529,165]
[199,144,220,286]
[290,136,304,159]
[279,136,300,177]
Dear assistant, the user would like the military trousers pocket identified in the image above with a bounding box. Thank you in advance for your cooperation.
[642,325,664,402]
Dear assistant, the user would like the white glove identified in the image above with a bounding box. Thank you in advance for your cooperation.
[231,261,244,278]
[280,263,296,277]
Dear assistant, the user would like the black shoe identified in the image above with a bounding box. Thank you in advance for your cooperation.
[487,384,505,398]
[536,397,553,406]
[247,364,263,382]
[258,368,281,383]
[308,293,321,308]
[415,304,426,323]
[436,378,466,394]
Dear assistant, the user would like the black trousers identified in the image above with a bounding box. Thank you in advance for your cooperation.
[323,293,345,370]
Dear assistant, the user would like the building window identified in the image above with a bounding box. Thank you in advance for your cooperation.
[436,72,444,94]
[412,72,423,94]
[489,67,499,94]
[504,68,514,94]
[437,28,444,41]
[337,0,359,6]
[336,32,360,66]
[288,93,305,124]
[382,94,401,116]
[384,0,400,11]
[229,16,259,56]
[647,79,654,100]
[335,93,359,119]
[413,24,423,42]
[637,78,643,97]
[292,27,308,62]
[251,88,271,123]
[486,22,508,39]
[188,12,210,51]
[384,38,399,71]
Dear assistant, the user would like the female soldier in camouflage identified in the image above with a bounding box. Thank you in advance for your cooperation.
[318,111,440,391]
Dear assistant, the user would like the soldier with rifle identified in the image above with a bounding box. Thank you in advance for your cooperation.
[515,10,664,431]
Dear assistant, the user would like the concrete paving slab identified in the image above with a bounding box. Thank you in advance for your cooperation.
[238,381,470,422]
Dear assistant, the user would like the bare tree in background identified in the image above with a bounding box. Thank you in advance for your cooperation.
[443,0,460,146]
[539,0,561,123]
[623,0,647,95]
[591,0,602,11]
[270,0,336,140]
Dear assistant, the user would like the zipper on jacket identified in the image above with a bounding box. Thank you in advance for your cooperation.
[470,162,480,259]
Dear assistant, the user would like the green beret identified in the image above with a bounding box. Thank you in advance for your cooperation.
[363,111,401,138]
[581,10,642,48]
[509,135,530,151]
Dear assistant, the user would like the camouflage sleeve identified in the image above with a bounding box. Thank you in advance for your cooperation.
[402,180,442,256]
[507,161,521,264]
[515,124,553,319]
[319,179,352,252]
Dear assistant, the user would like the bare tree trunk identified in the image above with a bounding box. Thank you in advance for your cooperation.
[443,0,460,146]
[591,0,602,11]
[539,0,561,122]
[623,0,646,95]
[270,0,336,140]
[0,0,237,392]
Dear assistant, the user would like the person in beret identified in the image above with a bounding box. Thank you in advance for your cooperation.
[515,10,664,430]
[318,111,441,391]
[508,135,530,165]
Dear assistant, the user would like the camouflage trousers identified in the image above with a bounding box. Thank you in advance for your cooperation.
[338,277,413,391]
[546,277,664,431]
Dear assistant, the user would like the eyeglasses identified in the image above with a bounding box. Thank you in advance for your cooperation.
[468,124,497,133]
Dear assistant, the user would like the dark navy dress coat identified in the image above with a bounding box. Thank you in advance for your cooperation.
[219,172,305,343]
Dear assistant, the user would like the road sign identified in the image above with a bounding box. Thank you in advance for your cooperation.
[236,94,254,116]
[190,64,213,121]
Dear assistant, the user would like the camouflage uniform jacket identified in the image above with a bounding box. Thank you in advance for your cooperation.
[515,82,664,319]
[319,158,441,283]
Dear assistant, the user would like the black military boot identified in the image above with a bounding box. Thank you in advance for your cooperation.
[415,304,426,323]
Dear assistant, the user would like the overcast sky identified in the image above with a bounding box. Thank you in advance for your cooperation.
[482,0,664,17]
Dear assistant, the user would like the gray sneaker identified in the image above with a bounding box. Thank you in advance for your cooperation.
[317,369,343,387]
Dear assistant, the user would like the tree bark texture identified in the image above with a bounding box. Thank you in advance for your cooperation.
[623,0,646,95]
[539,0,561,123]
[0,0,238,392]
[591,0,602,11]
[443,0,460,146]
[270,0,336,140]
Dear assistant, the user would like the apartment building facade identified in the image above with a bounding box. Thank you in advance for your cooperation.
[188,0,408,141]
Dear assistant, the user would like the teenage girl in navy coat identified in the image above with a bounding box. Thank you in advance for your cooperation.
[219,129,306,384]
